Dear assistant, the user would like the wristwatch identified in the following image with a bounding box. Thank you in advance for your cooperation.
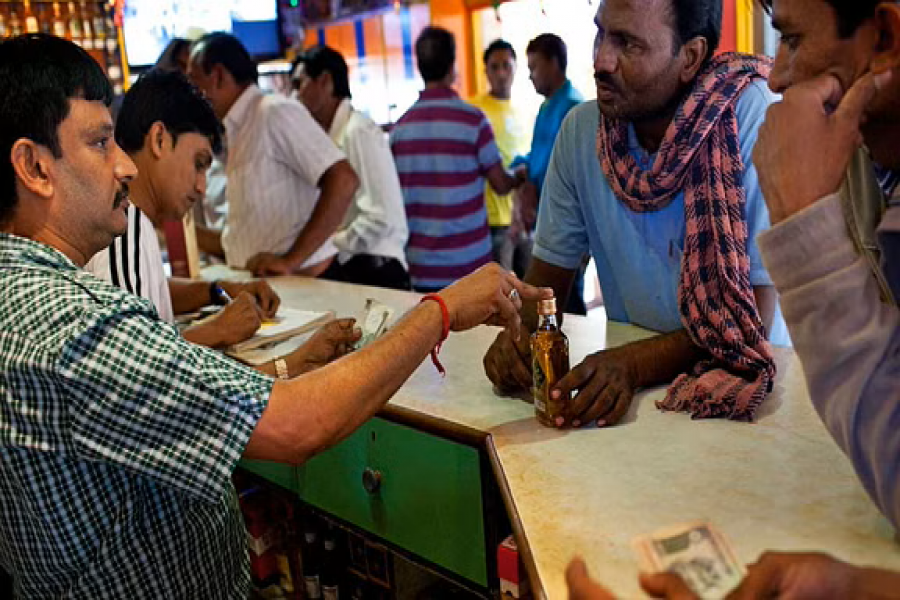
[209,281,230,305]
[275,358,290,380]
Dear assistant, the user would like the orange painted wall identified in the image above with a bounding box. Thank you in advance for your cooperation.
[429,0,476,98]
[721,0,738,53]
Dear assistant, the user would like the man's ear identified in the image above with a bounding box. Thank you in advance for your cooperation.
[212,63,230,90]
[321,71,335,96]
[679,36,709,84]
[870,3,900,75]
[147,121,169,160]
[10,139,54,199]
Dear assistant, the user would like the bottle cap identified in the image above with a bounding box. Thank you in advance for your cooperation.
[537,298,557,316]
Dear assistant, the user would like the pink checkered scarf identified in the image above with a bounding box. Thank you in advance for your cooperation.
[596,53,776,421]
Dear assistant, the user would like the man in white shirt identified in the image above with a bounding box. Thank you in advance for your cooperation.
[187,32,360,278]
[86,69,360,373]
[291,45,411,290]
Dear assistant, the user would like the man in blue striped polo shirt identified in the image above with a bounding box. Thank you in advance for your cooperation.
[390,26,524,292]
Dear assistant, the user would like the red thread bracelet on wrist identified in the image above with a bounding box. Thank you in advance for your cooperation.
[420,294,450,376]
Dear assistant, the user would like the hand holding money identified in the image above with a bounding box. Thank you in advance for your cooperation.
[565,558,698,600]
[633,521,743,600]
[354,298,395,350]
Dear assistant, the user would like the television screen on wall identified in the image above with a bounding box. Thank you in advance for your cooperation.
[122,0,282,67]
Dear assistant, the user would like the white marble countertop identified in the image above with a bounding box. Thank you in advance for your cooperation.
[206,267,900,598]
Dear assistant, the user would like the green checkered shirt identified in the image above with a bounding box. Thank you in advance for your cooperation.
[0,233,274,598]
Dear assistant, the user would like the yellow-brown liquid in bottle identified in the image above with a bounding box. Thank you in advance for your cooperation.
[531,298,570,427]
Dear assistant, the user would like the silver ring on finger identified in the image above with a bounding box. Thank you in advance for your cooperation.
[508,288,520,303]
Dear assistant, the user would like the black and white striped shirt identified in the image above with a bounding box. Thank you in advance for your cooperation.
[84,204,174,322]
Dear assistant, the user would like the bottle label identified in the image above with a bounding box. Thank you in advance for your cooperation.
[305,575,322,599]
[323,585,339,600]
[53,22,66,37]
[533,358,547,391]
[25,17,38,34]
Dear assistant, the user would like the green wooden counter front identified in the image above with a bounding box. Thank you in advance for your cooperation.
[240,416,488,588]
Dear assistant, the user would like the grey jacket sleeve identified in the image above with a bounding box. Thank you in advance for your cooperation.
[758,193,900,530]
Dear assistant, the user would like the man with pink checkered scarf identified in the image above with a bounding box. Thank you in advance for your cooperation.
[484,0,788,427]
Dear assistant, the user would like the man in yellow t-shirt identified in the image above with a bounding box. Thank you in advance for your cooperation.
[470,39,533,270]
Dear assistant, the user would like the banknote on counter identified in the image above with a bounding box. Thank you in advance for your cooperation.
[354,298,395,350]
[632,521,744,600]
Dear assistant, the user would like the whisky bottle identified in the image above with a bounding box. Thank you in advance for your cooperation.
[531,297,570,427]
[91,1,105,48]
[67,2,83,46]
[79,1,93,49]
[23,1,39,34]
[38,3,53,35]
[9,7,22,37]
[52,2,69,39]
[0,6,9,39]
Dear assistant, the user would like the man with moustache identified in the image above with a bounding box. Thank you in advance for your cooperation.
[484,0,790,431]
[0,34,549,597]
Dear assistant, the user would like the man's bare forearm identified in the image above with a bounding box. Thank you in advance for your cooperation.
[168,278,213,314]
[616,329,706,389]
[196,225,224,258]
[244,301,444,465]
[284,161,358,268]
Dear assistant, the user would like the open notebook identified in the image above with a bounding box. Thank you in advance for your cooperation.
[225,307,334,354]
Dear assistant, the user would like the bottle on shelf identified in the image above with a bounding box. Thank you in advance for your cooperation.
[103,2,116,52]
[23,1,40,35]
[52,2,69,39]
[0,6,9,40]
[41,5,54,34]
[79,1,93,50]
[321,528,341,600]
[531,296,571,427]
[9,7,22,38]
[67,2,83,46]
[91,1,105,49]
[302,523,323,599]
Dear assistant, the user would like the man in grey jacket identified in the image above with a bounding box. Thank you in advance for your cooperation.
[703,0,900,596]
[753,0,900,528]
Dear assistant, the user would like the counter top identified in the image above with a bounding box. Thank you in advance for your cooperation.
[207,267,900,598]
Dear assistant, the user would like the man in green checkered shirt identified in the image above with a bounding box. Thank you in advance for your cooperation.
[0,34,549,598]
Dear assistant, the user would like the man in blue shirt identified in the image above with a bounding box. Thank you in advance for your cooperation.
[510,34,584,298]
[484,0,789,429]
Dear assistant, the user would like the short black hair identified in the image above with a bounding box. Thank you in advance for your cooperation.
[669,0,722,65]
[292,45,352,99]
[115,70,223,156]
[192,32,258,86]
[757,0,879,38]
[0,34,113,225]
[484,39,516,64]
[526,34,568,73]
[415,26,456,83]
[155,38,191,72]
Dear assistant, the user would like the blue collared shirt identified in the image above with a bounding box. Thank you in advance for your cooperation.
[533,81,791,347]
[512,79,584,195]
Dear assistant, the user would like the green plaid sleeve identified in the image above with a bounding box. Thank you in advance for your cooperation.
[58,303,274,504]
